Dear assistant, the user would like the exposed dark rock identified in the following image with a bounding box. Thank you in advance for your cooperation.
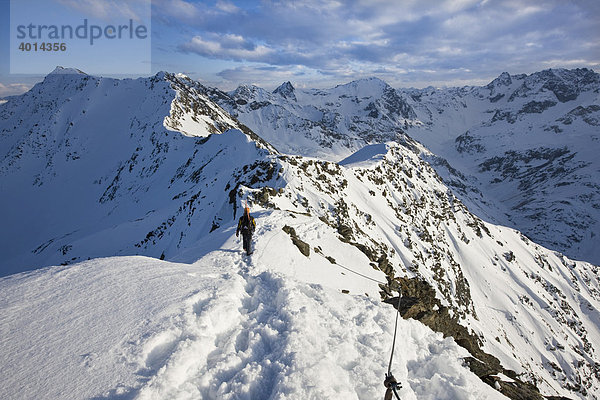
[490,93,505,103]
[557,105,600,126]
[385,276,547,400]
[273,81,297,101]
[519,100,557,114]
[249,101,271,110]
[282,225,310,257]
[455,131,486,154]
[503,251,515,262]
[491,109,517,124]
[337,224,353,241]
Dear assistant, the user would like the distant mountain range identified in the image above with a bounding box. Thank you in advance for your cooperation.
[204,68,600,265]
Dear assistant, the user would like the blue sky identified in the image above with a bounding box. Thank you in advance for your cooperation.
[1,0,599,96]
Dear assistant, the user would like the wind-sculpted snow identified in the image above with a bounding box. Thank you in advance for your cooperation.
[339,143,389,167]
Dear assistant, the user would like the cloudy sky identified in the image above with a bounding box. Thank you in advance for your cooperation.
[1,0,599,96]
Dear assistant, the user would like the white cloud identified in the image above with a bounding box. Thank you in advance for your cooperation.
[180,34,274,62]
[153,0,201,20]
[0,82,33,97]
[216,64,309,88]
[157,0,600,87]
[542,58,600,67]
[215,0,240,14]
[55,0,147,21]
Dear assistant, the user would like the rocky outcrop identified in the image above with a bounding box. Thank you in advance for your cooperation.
[282,225,310,257]
[386,277,549,400]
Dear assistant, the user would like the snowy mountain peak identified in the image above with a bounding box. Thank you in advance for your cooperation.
[333,76,390,96]
[487,71,512,89]
[273,81,296,100]
[48,66,87,75]
[153,70,168,80]
[338,142,390,167]
[352,76,388,85]
[514,67,600,102]
[230,83,271,102]
[480,68,599,105]
[175,72,191,80]
[0,68,274,272]
[206,74,418,160]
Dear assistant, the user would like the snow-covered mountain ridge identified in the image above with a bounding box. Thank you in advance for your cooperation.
[0,71,274,275]
[204,76,416,160]
[404,68,600,267]
[207,68,600,266]
[263,139,600,398]
[0,68,599,399]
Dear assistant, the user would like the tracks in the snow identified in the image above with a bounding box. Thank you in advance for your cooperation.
[123,249,292,399]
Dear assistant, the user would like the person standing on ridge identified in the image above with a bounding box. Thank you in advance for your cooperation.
[236,205,256,255]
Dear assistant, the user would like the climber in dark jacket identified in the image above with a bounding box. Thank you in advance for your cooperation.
[236,206,256,255]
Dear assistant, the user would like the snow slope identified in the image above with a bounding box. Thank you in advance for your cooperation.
[0,234,504,400]
[260,140,600,398]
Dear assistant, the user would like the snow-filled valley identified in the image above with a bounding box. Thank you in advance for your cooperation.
[1,67,599,399]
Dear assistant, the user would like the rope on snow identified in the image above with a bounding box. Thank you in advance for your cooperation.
[384,288,403,400]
